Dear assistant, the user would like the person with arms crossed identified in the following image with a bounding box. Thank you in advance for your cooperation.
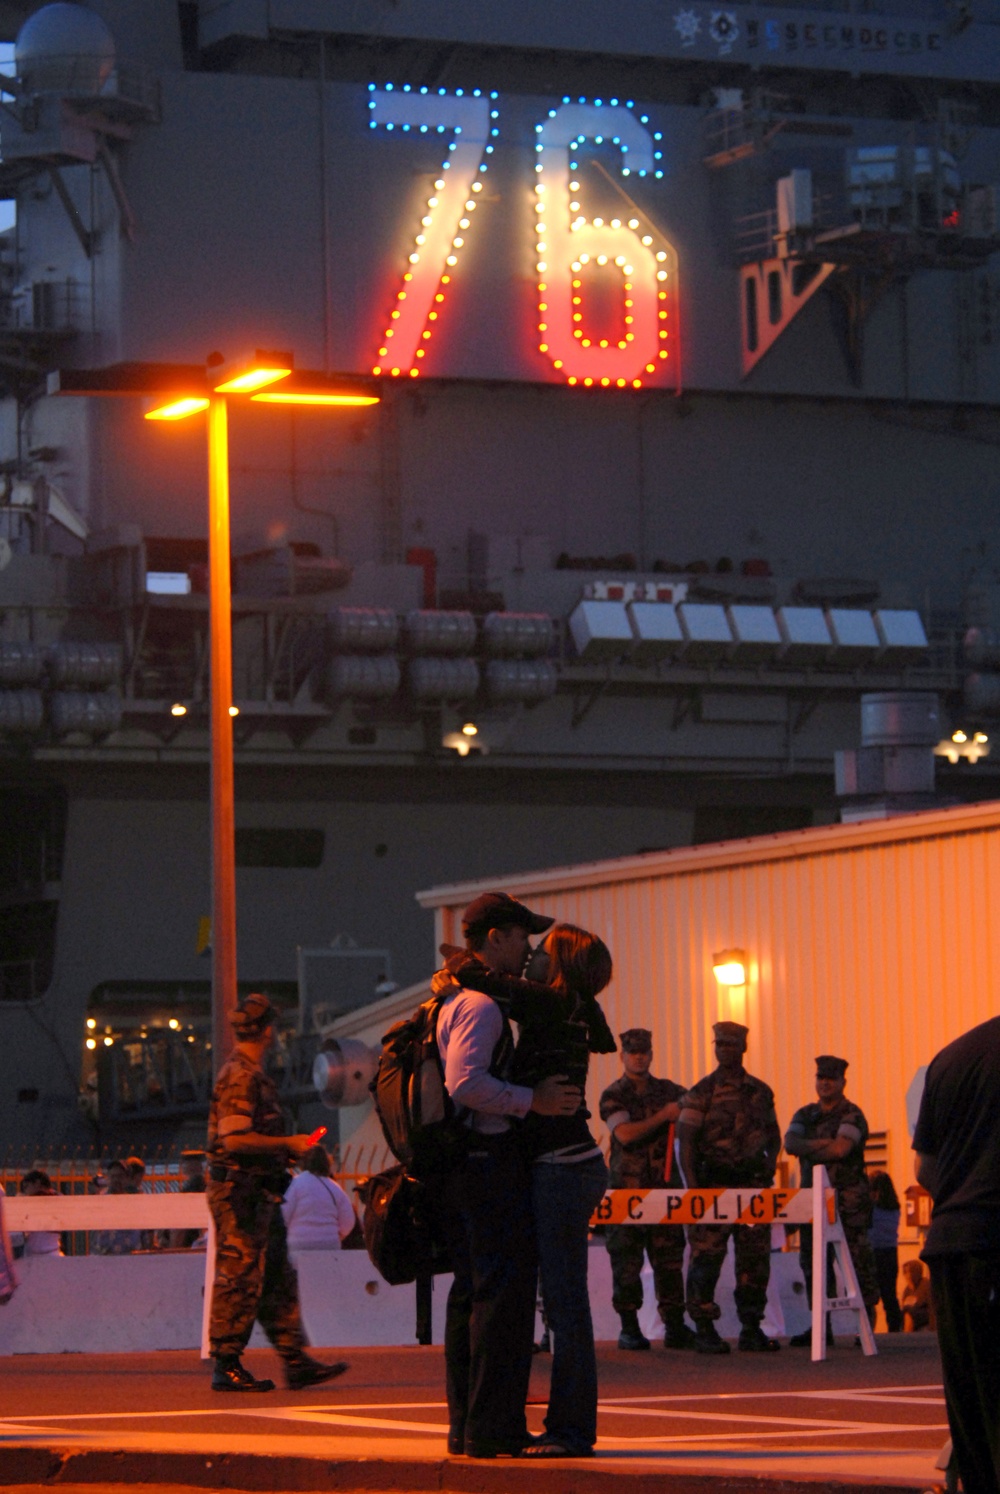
[783,1055,879,1346]
[599,1029,694,1351]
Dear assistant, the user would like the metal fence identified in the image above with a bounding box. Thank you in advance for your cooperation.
[0,1138,394,1254]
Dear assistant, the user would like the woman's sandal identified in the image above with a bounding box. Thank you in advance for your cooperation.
[522,1438,594,1458]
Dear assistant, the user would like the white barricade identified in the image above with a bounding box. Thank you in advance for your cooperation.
[4,1192,217,1357]
[6,1166,876,1362]
[590,1166,875,1361]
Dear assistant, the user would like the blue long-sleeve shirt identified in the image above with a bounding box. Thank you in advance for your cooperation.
[437,988,533,1134]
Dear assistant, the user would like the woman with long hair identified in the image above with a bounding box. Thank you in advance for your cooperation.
[438,922,615,1457]
[868,1171,903,1332]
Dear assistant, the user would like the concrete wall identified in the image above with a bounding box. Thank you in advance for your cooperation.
[0,1239,825,1353]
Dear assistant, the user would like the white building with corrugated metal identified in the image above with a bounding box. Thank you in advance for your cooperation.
[330,798,1000,1230]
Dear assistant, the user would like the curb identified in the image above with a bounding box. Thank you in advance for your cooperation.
[0,1446,930,1493]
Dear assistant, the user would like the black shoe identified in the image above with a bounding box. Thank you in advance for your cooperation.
[463,1438,532,1458]
[790,1326,835,1348]
[738,1325,780,1353]
[617,1326,651,1350]
[663,1322,698,1350]
[284,1353,349,1390]
[211,1356,275,1392]
[693,1322,730,1355]
[447,1432,464,1456]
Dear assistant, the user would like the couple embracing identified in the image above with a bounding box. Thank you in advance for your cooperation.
[430,890,615,1460]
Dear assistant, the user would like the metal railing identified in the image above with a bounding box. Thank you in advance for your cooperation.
[0,278,83,336]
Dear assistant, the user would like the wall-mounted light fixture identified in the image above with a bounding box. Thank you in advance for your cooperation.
[712,948,747,986]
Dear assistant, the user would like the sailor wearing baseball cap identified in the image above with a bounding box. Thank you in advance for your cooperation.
[205,993,349,1394]
[435,891,578,1459]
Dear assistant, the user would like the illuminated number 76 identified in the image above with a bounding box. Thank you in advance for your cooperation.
[369,87,494,378]
[535,103,678,389]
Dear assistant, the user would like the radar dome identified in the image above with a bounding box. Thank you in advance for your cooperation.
[16,3,115,97]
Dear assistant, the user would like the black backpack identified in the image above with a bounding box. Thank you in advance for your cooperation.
[359,1166,449,1286]
[370,994,468,1178]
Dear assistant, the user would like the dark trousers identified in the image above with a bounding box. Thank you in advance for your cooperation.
[929,1251,1000,1494]
[207,1178,304,1359]
[686,1221,771,1327]
[873,1246,903,1332]
[439,1132,537,1452]
[606,1222,686,1323]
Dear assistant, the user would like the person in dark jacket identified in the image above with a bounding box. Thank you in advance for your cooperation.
[435,922,615,1459]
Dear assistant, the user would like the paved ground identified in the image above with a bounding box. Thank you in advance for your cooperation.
[0,1336,950,1492]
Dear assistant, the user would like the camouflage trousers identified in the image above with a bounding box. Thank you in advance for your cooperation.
[685,1222,771,1327]
[207,1177,306,1360]
[798,1221,880,1312]
[606,1224,685,1324]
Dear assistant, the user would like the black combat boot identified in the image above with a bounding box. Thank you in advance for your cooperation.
[738,1323,780,1352]
[790,1315,835,1348]
[617,1309,650,1351]
[693,1321,730,1355]
[211,1355,275,1392]
[663,1315,698,1350]
[284,1351,350,1390]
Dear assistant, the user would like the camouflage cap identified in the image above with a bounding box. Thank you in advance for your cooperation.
[815,1054,848,1079]
[713,1020,749,1043]
[231,992,279,1037]
[619,1027,653,1053]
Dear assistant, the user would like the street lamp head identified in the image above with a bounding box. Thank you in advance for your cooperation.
[211,348,294,395]
[251,389,379,407]
[145,396,209,421]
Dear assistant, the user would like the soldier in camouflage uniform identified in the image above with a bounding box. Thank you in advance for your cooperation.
[677,1021,782,1355]
[599,1029,696,1351]
[783,1054,880,1347]
[206,993,349,1393]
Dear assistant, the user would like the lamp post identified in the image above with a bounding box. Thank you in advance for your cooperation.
[51,355,379,1071]
[207,392,237,1068]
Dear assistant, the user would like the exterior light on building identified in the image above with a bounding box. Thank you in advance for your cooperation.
[935,734,991,766]
[168,1018,180,1030]
[462,722,478,736]
[86,1037,96,1050]
[86,1017,96,1029]
[228,704,239,717]
[171,703,187,717]
[103,1036,113,1046]
[712,948,747,986]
